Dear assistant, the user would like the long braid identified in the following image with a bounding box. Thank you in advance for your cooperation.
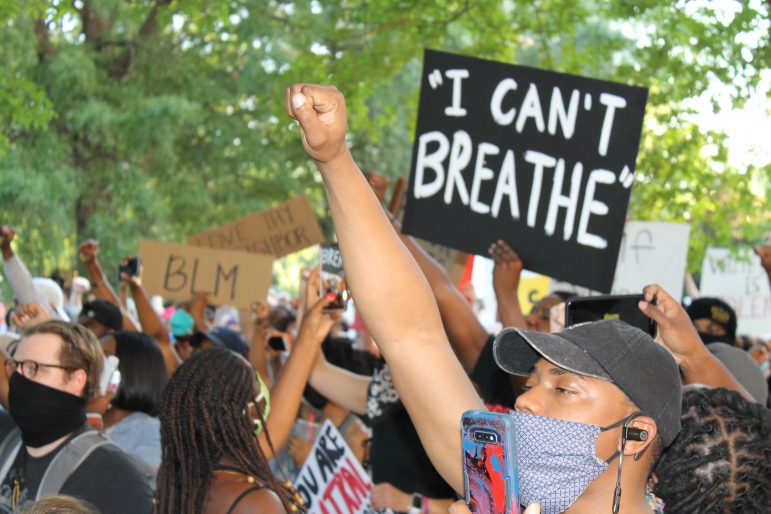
[654,387,771,514]
[155,348,303,513]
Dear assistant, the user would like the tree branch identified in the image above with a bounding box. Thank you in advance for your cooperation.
[137,0,172,40]
[33,18,54,62]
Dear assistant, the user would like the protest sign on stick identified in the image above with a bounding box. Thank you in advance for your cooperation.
[188,195,324,258]
[700,247,771,335]
[294,420,391,514]
[550,221,691,301]
[403,50,648,292]
[139,240,273,308]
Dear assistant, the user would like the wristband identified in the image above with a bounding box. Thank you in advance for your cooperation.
[422,497,430,514]
[407,493,423,514]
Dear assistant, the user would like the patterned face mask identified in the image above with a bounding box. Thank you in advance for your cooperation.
[511,411,627,514]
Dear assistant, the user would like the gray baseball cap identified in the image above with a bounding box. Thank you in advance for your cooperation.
[493,319,682,446]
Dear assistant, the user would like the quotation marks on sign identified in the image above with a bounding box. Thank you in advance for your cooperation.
[619,166,634,189]
[428,69,443,89]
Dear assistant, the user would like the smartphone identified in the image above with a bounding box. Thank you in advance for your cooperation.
[319,243,349,312]
[565,294,656,337]
[267,332,289,352]
[98,355,120,396]
[118,256,141,281]
[462,410,520,514]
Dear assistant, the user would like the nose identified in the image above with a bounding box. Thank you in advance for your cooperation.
[514,385,545,415]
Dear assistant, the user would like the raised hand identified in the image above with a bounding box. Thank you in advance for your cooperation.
[489,239,524,293]
[78,239,100,264]
[0,225,16,259]
[285,84,348,163]
[12,303,51,330]
[296,267,338,344]
[638,284,703,365]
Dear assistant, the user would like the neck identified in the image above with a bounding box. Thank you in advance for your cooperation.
[26,433,72,458]
[566,460,653,514]
[103,407,134,429]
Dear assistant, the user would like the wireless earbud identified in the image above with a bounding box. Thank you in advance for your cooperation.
[623,427,649,441]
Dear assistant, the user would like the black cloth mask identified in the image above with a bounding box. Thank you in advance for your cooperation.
[9,372,87,448]
[697,332,731,345]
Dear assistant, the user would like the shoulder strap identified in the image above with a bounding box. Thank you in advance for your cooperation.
[36,430,114,500]
[0,428,22,485]
[225,486,263,514]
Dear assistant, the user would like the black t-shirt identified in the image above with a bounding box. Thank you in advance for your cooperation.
[365,359,455,500]
[470,336,517,408]
[0,416,153,514]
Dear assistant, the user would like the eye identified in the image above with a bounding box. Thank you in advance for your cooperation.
[555,387,576,395]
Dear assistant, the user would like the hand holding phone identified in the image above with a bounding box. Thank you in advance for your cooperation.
[462,410,520,514]
[118,256,141,283]
[98,355,121,396]
[267,332,290,352]
[319,243,349,312]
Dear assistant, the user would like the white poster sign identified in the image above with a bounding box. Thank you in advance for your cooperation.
[700,247,771,335]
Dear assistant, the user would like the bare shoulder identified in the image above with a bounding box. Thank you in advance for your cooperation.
[229,487,286,514]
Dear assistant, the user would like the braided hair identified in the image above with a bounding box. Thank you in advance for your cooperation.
[155,347,302,513]
[653,387,771,514]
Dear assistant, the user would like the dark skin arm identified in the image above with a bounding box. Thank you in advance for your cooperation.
[489,240,527,329]
[0,225,15,260]
[389,216,488,372]
[78,240,140,331]
[249,300,272,388]
[121,272,180,375]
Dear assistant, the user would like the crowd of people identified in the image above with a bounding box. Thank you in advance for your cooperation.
[0,84,768,514]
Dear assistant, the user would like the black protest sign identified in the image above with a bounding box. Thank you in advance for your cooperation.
[402,50,648,292]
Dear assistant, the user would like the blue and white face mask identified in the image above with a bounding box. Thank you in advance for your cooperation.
[511,411,627,514]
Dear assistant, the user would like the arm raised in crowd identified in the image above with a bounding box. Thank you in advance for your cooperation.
[639,284,753,401]
[78,240,140,331]
[308,350,370,415]
[286,83,482,493]
[389,215,488,372]
[258,268,338,459]
[248,300,272,387]
[489,240,527,329]
[121,272,180,375]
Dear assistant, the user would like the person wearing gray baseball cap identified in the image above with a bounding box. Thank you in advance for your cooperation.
[493,319,681,514]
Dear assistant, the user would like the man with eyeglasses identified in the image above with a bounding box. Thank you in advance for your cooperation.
[0,320,152,513]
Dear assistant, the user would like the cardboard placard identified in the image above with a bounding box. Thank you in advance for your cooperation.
[550,221,691,301]
[294,420,391,514]
[403,50,648,292]
[188,195,324,258]
[699,247,771,335]
[139,240,273,308]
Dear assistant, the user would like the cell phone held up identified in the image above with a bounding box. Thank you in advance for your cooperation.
[565,293,657,338]
[117,256,141,282]
[462,410,520,514]
[267,332,290,353]
[319,243,349,312]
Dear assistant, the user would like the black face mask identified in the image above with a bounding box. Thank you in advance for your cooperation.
[8,372,87,448]
[698,332,731,345]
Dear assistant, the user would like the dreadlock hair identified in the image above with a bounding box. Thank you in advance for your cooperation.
[653,387,771,514]
[155,347,302,513]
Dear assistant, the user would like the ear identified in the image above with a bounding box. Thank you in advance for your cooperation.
[621,415,658,457]
[65,368,89,397]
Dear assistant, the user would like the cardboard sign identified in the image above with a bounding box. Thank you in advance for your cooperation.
[294,420,391,514]
[402,50,648,292]
[699,247,771,335]
[139,240,273,308]
[188,195,324,258]
[550,221,691,301]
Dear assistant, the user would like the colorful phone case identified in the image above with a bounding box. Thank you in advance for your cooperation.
[462,410,520,514]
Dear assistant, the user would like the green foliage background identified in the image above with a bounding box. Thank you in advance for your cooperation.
[0,0,768,298]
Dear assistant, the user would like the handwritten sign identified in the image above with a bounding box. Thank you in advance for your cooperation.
[700,247,771,335]
[402,50,648,292]
[139,240,273,308]
[188,196,324,258]
[294,420,391,514]
[549,221,691,301]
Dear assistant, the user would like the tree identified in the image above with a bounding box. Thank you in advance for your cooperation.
[0,0,767,296]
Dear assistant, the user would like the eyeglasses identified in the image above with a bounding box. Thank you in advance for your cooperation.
[4,358,77,379]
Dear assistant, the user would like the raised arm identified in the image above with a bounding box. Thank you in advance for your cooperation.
[122,273,180,375]
[308,350,370,415]
[286,84,481,493]
[248,301,272,387]
[389,216,488,371]
[489,240,527,329]
[258,270,337,459]
[1,226,58,317]
[78,240,140,331]
[639,284,753,401]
